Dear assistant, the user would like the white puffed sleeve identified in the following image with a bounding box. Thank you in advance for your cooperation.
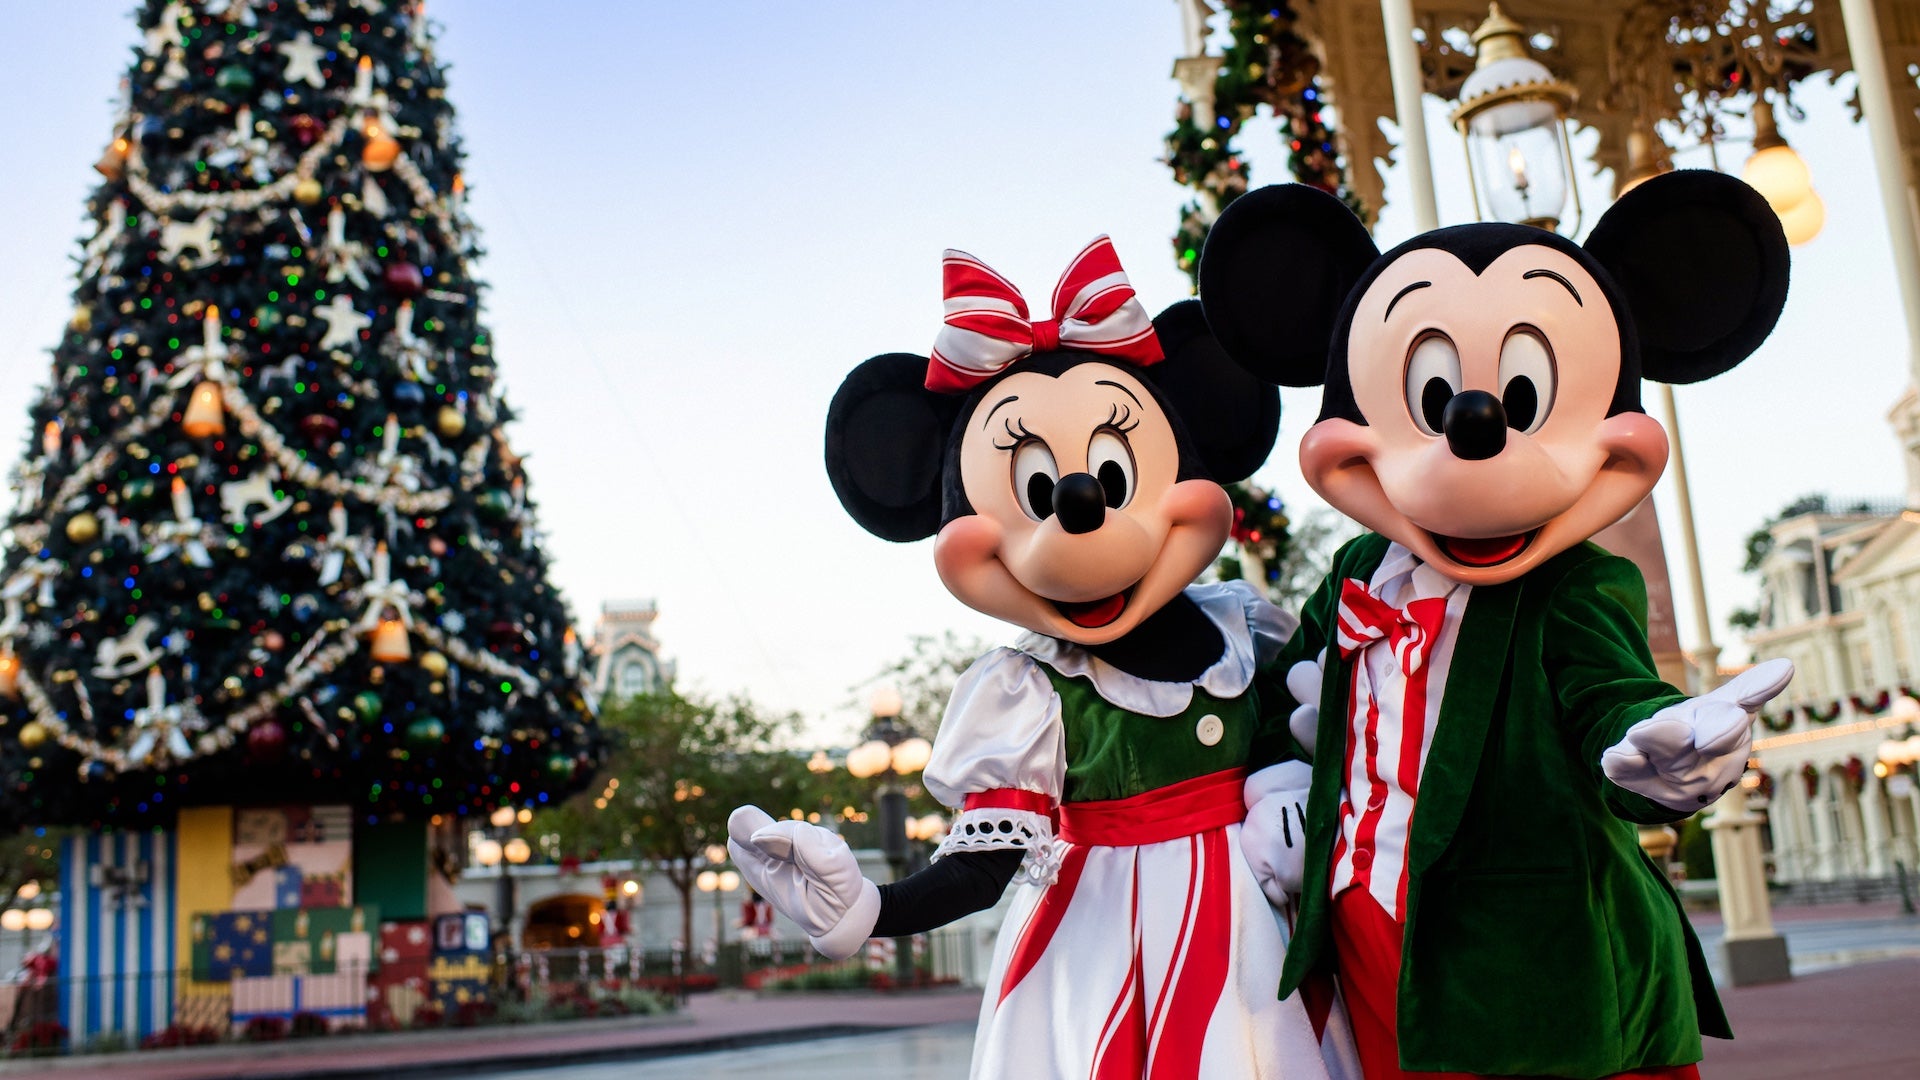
[1220,578,1298,669]
[923,647,1065,883]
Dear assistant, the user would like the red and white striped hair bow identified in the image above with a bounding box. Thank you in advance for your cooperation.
[925,236,1164,393]
[1335,579,1449,675]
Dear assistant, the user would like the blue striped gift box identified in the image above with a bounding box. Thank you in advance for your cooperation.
[57,830,177,1044]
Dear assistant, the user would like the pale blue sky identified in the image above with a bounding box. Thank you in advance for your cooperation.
[0,3,1907,741]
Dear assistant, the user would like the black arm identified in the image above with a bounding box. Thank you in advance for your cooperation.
[871,848,1024,936]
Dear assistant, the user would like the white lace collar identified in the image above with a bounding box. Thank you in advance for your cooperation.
[1011,583,1258,718]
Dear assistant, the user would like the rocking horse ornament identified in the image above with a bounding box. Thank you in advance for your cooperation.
[731,237,1358,1078]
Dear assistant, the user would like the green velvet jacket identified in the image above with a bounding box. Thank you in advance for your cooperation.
[1269,534,1727,1078]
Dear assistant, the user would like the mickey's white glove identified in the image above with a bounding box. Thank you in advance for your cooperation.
[1601,658,1794,812]
[1285,649,1326,756]
[1240,760,1314,908]
[727,805,879,960]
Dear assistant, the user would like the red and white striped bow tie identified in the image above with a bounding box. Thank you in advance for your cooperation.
[1335,579,1449,675]
[925,235,1164,393]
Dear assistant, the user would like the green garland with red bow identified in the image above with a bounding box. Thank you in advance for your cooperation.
[1164,1,1365,284]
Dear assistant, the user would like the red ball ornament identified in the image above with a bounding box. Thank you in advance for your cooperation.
[298,413,342,447]
[287,114,324,147]
[263,630,285,651]
[428,536,447,557]
[383,261,424,298]
[247,719,289,764]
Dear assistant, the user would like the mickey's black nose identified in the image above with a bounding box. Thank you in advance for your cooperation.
[1052,472,1107,534]
[1442,390,1507,461]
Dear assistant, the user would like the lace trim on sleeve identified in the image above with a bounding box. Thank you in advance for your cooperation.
[933,806,1063,886]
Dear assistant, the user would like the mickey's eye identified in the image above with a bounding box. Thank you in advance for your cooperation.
[1012,439,1059,522]
[1404,333,1461,436]
[1498,328,1555,434]
[1087,430,1136,510]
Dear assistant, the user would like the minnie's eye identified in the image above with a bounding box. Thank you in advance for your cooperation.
[1498,328,1555,434]
[1404,333,1461,436]
[1087,430,1135,510]
[1012,440,1059,522]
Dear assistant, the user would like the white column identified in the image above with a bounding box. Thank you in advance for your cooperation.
[1836,0,1920,381]
[1380,0,1440,231]
[1811,779,1839,879]
[1774,775,1807,881]
[1706,786,1780,935]
[1862,772,1893,875]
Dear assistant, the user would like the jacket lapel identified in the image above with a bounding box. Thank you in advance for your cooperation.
[1407,575,1520,875]
[1299,536,1389,919]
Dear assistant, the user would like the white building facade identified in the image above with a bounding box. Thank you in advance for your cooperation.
[1743,490,1920,885]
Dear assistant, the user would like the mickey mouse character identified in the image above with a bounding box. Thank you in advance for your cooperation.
[729,238,1357,1078]
[1200,171,1795,1079]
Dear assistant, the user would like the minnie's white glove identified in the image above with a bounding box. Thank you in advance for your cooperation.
[727,805,879,960]
[1240,760,1314,908]
[1601,658,1793,812]
[1285,649,1326,756]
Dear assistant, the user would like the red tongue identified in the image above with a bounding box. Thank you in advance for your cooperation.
[1440,533,1529,567]
[1059,593,1127,628]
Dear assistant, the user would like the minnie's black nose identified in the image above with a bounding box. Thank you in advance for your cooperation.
[1052,472,1107,534]
[1442,390,1507,461]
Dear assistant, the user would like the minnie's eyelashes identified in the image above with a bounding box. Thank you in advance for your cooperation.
[993,407,1135,452]
[992,417,1039,451]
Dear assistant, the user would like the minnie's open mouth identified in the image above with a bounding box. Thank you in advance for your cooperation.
[1054,590,1130,629]
[1431,529,1538,568]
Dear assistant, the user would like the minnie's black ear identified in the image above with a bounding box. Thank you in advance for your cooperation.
[1198,184,1380,387]
[1148,301,1279,484]
[824,354,962,542]
[1583,169,1789,384]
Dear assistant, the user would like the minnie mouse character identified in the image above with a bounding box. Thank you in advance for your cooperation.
[729,238,1356,1078]
[1199,171,1795,1079]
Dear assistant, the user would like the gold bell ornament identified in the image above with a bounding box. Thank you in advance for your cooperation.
[370,613,411,663]
[182,382,225,437]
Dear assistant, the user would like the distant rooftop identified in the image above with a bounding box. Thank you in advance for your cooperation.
[1775,496,1906,521]
[599,598,658,622]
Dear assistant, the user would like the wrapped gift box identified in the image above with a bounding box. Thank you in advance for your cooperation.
[191,911,274,981]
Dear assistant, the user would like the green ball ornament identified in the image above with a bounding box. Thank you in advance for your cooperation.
[216,64,255,93]
[476,488,514,520]
[546,753,573,779]
[406,717,446,746]
[352,690,383,722]
[123,476,157,506]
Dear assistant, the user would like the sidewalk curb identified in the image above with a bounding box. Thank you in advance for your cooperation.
[268,1023,920,1080]
[0,1013,694,1077]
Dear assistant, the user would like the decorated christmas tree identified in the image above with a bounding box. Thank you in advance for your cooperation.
[0,0,598,828]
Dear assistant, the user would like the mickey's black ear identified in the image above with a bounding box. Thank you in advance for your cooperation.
[1198,184,1380,387]
[1149,301,1279,484]
[1583,169,1789,384]
[824,354,962,542]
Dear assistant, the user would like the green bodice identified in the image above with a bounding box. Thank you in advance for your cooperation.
[1041,663,1261,804]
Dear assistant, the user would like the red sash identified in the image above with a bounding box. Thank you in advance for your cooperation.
[1057,767,1247,847]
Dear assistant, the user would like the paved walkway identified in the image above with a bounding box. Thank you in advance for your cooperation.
[0,990,985,1080]
[1706,957,1920,1078]
[5,907,1916,1078]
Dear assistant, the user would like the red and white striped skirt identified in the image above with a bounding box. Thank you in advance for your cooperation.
[967,772,1357,1079]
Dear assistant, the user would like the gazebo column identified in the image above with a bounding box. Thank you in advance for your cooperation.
[1380,0,1440,230]
[1837,0,1920,383]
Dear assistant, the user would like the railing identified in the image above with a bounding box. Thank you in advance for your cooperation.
[0,929,977,1058]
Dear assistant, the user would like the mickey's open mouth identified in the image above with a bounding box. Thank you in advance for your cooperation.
[1431,529,1538,568]
[1054,589,1130,629]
